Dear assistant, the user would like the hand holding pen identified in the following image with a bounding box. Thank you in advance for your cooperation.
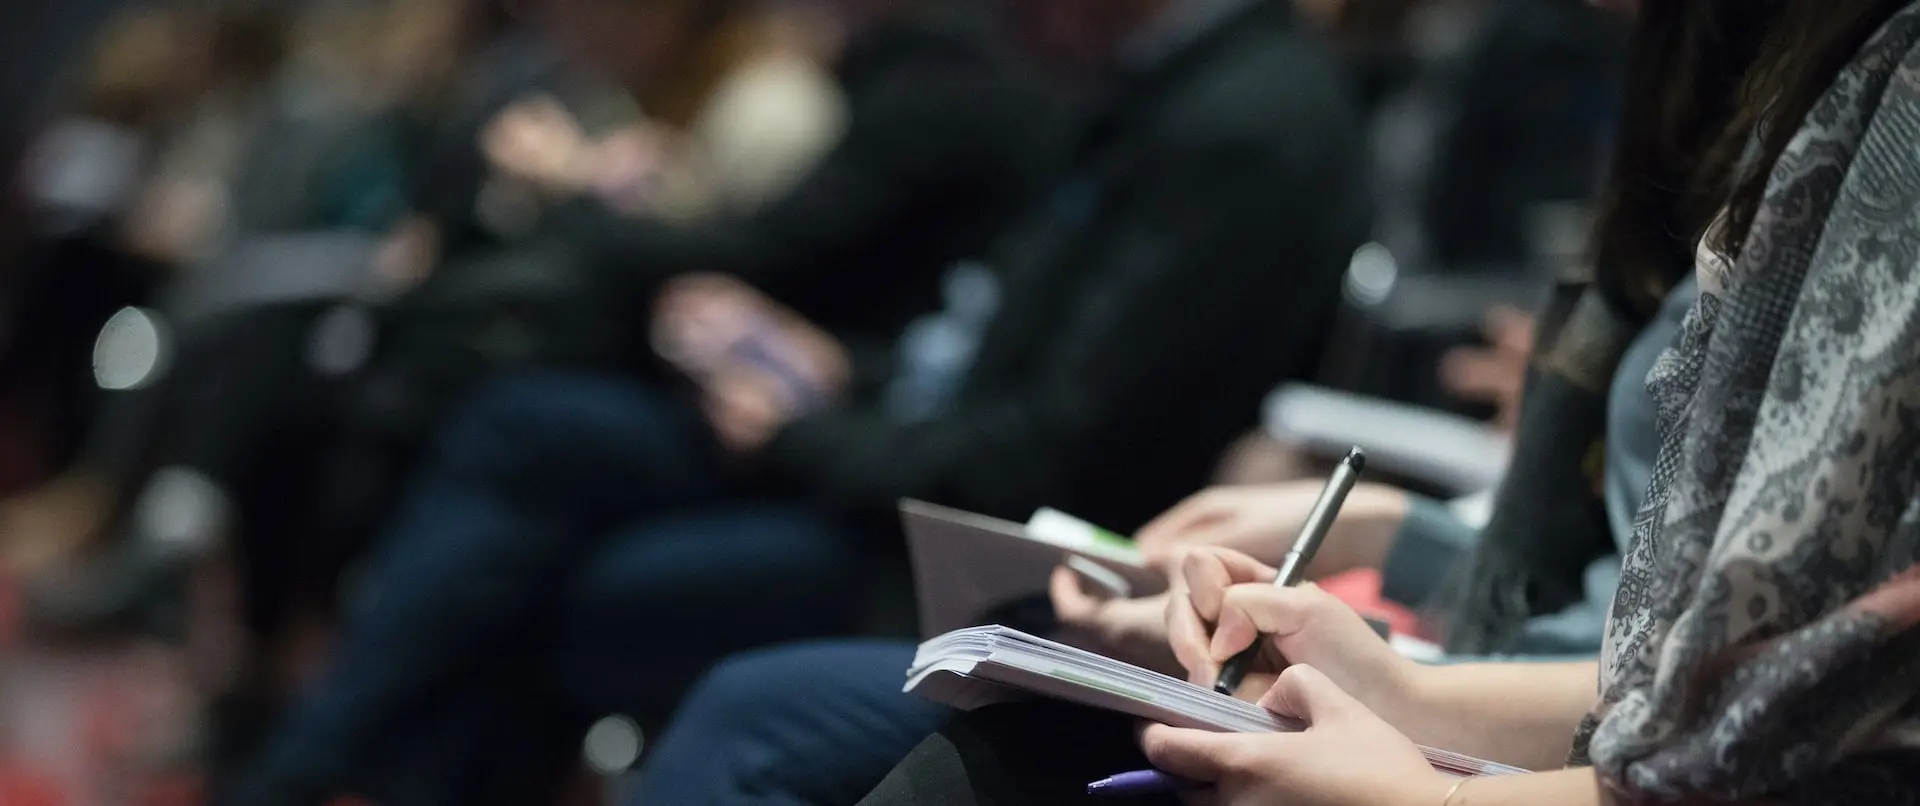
[1212,447,1365,694]
[1093,449,1412,796]
[1163,449,1381,699]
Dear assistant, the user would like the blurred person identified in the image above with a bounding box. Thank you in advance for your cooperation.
[1087,0,1632,483]
[228,0,1369,802]
[1420,0,1629,268]
[378,0,844,278]
[297,0,1061,639]
[849,0,1920,802]
[0,6,176,484]
[219,0,1065,802]
[0,0,481,585]
[481,0,846,225]
[0,3,287,568]
[0,0,483,731]
[15,0,1052,729]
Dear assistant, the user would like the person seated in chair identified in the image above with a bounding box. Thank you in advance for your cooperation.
[229,0,1372,803]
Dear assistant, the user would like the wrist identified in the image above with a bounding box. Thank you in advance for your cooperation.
[1371,656,1438,735]
[1402,773,1464,806]
[1428,775,1473,806]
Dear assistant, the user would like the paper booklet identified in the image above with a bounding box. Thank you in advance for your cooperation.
[901,500,1165,638]
[905,625,1527,779]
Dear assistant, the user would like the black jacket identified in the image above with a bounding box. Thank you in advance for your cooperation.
[764,1,1373,533]
[568,8,1067,389]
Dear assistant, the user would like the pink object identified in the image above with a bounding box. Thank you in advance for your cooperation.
[1317,569,1423,639]
[0,761,71,806]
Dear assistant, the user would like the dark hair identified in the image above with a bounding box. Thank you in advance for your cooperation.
[1589,0,1909,318]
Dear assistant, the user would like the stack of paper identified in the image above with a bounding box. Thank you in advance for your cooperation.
[905,625,1526,778]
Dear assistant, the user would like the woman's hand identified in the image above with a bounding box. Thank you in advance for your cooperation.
[1167,547,1415,712]
[1136,484,1320,560]
[1135,482,1407,573]
[1140,665,1455,806]
[1048,566,1180,675]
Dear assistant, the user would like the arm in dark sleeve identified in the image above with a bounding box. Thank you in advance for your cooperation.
[565,62,1052,300]
[723,62,1056,294]
[763,133,1357,519]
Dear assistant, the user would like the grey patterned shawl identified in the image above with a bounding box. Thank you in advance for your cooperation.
[1571,5,1920,804]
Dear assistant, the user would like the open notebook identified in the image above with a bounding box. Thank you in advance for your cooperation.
[905,625,1526,779]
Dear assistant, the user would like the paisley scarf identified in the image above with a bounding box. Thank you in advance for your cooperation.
[1569,6,1920,802]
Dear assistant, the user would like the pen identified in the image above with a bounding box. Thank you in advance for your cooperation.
[1212,446,1366,696]
[1086,769,1201,796]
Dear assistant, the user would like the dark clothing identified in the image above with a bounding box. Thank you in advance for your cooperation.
[1421,0,1626,266]
[631,642,946,806]
[241,4,1364,801]
[767,0,1371,532]
[231,374,862,805]
[0,0,125,173]
[404,31,565,260]
[0,237,165,472]
[567,9,1067,388]
[856,704,1171,806]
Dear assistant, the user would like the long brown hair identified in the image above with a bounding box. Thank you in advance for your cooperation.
[1590,0,1909,318]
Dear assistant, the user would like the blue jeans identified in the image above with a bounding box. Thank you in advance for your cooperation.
[237,373,862,804]
[631,641,949,806]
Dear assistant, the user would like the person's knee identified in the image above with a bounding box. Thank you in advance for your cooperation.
[640,644,904,803]
[657,642,891,757]
[431,371,617,473]
[677,645,818,727]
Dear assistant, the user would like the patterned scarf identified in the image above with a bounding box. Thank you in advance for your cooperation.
[1567,6,1920,803]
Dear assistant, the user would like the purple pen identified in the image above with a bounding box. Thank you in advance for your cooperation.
[1086,770,1203,796]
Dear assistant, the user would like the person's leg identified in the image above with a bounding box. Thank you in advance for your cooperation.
[551,504,867,721]
[623,641,949,806]
[278,503,866,806]
[354,654,584,806]
[856,703,1176,806]
[230,371,718,803]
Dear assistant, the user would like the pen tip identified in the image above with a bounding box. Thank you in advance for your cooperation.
[1345,447,1367,472]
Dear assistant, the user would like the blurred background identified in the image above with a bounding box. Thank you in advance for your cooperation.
[0,0,1625,803]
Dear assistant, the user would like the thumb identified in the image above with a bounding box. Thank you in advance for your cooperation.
[1048,565,1106,625]
[1137,723,1237,782]
[1257,664,1362,724]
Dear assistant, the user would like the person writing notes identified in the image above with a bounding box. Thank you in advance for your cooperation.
[855,1,1920,803]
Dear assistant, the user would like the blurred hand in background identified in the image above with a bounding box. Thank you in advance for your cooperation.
[1438,305,1535,433]
[653,273,848,453]
[481,94,595,195]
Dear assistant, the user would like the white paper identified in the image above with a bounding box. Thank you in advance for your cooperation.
[905,626,1529,778]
